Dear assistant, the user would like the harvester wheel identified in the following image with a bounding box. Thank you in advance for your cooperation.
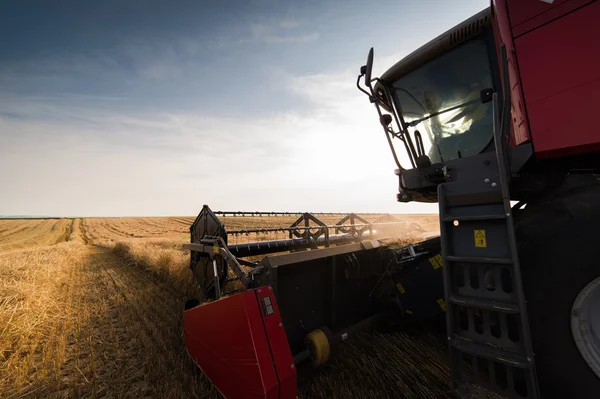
[305,328,331,367]
[516,182,600,398]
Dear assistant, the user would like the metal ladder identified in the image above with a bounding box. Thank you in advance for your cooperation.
[437,93,539,398]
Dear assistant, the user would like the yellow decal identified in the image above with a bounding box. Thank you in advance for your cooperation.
[212,245,220,254]
[474,230,487,248]
[405,310,413,315]
[429,254,443,269]
[396,282,406,294]
[437,298,447,312]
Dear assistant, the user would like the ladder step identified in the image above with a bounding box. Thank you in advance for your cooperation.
[448,295,519,313]
[446,255,512,264]
[450,339,530,368]
[442,214,506,222]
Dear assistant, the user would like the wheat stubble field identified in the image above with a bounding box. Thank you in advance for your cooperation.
[0,214,452,399]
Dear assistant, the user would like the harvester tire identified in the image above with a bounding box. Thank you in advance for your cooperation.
[516,182,600,398]
[305,329,330,367]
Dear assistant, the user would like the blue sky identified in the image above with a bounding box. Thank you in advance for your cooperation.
[0,0,488,217]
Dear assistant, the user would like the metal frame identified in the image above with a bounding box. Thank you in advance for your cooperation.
[434,45,539,399]
[212,210,388,217]
[186,206,416,300]
[183,236,263,300]
[335,213,373,239]
[204,207,410,248]
[288,212,329,244]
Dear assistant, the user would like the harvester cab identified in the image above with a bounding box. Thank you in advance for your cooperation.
[358,1,600,399]
[357,10,502,204]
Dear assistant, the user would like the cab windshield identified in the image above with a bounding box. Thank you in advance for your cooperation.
[391,38,494,165]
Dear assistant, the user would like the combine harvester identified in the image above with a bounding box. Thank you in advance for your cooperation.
[183,0,600,398]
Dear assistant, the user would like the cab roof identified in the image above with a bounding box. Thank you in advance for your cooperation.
[380,8,491,84]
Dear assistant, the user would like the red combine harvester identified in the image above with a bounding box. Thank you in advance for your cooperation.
[183,1,600,398]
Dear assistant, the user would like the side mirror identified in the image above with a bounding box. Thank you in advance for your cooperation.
[364,47,374,87]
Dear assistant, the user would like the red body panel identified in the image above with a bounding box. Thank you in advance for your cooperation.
[509,0,594,38]
[183,287,296,399]
[492,0,532,145]
[255,287,297,399]
[494,0,600,158]
[510,0,600,158]
[506,0,570,28]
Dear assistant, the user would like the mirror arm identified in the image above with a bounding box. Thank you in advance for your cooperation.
[358,47,406,175]
[370,88,403,172]
[383,128,404,171]
[356,74,372,98]
[386,88,418,168]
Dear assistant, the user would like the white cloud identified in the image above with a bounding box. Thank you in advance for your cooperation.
[279,18,302,29]
[264,32,319,44]
[250,20,319,44]
[250,23,269,37]
[0,52,438,216]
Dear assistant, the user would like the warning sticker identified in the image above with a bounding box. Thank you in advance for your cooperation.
[437,298,447,312]
[429,254,442,269]
[396,282,406,294]
[474,230,487,248]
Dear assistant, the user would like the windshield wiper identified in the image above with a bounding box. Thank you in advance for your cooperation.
[407,97,481,127]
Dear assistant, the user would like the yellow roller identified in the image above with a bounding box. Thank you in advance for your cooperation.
[305,329,330,367]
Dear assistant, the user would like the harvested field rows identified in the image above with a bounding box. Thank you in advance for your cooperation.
[0,219,72,252]
[0,219,213,398]
[299,327,453,399]
[83,218,188,243]
[1,215,453,399]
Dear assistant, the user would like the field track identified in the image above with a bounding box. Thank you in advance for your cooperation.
[63,245,215,398]
[0,219,216,398]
